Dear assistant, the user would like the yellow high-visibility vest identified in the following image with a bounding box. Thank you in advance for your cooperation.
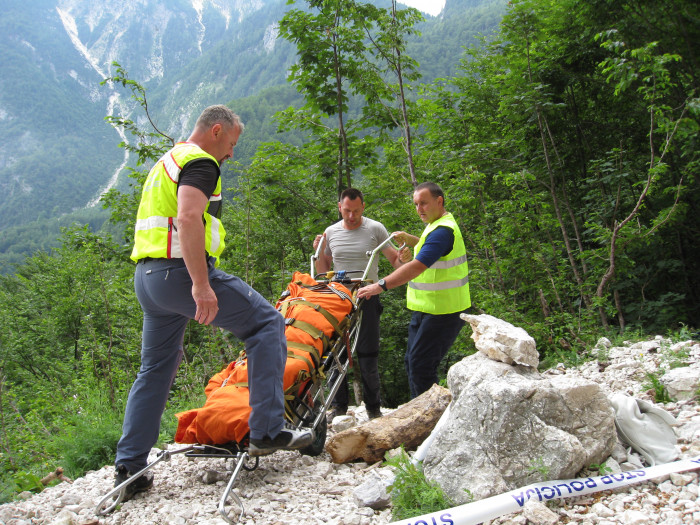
[130,142,225,265]
[407,213,470,314]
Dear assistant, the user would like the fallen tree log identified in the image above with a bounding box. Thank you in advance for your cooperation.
[325,384,452,464]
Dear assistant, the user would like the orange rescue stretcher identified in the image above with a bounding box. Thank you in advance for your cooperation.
[96,233,400,523]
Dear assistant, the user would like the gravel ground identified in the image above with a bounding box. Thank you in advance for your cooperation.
[0,337,698,525]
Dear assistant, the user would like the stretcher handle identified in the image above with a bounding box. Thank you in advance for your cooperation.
[312,231,404,284]
[311,233,327,277]
[361,232,403,282]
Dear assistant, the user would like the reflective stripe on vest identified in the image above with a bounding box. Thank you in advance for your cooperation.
[422,253,468,270]
[408,275,470,291]
[406,213,471,315]
[130,142,225,265]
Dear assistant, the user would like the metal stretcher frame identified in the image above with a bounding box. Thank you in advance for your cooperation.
[96,233,400,523]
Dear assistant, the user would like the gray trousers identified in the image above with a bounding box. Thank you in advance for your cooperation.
[115,258,286,471]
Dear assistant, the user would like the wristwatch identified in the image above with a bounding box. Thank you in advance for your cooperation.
[378,278,388,291]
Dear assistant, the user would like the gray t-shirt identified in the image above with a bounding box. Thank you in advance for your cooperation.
[324,217,390,282]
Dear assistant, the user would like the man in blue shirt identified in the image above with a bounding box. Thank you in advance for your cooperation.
[358,182,470,398]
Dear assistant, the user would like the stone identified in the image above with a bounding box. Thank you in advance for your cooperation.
[597,337,613,349]
[522,499,559,525]
[353,468,394,510]
[332,415,356,432]
[48,509,78,525]
[461,313,539,367]
[592,502,615,517]
[632,340,661,353]
[661,366,700,400]
[611,442,629,463]
[423,352,616,504]
[59,493,81,506]
[200,469,228,484]
[604,457,622,474]
[671,472,696,487]
[622,509,653,524]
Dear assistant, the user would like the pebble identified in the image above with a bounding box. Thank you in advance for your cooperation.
[0,338,698,524]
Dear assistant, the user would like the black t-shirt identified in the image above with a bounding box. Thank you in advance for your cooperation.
[178,158,221,217]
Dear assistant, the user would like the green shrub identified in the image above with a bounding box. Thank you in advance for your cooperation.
[642,372,674,404]
[57,423,123,478]
[384,448,454,520]
[667,323,696,344]
[49,382,126,478]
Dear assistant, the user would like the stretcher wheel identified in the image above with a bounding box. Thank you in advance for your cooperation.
[300,412,327,457]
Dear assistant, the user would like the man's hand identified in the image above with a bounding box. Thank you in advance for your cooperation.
[398,244,412,263]
[192,282,218,325]
[392,231,419,248]
[393,231,407,245]
[177,185,218,324]
[357,283,382,300]
[313,233,326,251]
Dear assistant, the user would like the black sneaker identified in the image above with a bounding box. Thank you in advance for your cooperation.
[248,427,314,457]
[367,406,383,420]
[114,465,154,502]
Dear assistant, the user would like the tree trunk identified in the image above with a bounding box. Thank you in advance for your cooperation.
[326,384,451,463]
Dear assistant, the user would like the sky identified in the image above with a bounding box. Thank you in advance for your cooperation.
[397,0,446,17]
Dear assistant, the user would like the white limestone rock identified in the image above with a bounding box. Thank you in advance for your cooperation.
[661,366,700,401]
[423,353,616,504]
[461,313,539,368]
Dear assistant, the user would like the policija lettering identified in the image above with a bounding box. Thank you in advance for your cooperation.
[512,470,647,507]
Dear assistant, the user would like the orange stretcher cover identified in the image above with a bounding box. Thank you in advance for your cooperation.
[174,272,354,445]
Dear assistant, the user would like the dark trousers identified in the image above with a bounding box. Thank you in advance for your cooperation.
[405,310,465,398]
[333,296,382,411]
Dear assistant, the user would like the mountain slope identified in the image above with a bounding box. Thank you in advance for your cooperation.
[0,0,507,273]
[0,0,291,236]
[0,1,123,228]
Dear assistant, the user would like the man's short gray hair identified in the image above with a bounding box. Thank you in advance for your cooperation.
[195,105,245,133]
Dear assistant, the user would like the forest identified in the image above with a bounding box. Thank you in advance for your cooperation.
[0,0,697,503]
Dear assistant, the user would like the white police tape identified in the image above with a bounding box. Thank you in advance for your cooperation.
[389,455,700,525]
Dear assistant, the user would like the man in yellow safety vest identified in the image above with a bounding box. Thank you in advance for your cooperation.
[357,182,470,398]
[115,105,311,501]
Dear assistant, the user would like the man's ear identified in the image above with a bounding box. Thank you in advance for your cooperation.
[212,123,223,138]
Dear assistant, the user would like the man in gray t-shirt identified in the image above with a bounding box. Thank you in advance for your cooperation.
[313,188,401,419]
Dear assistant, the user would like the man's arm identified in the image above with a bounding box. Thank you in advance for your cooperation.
[357,226,454,299]
[177,185,218,325]
[312,233,333,274]
[382,245,402,269]
[356,258,427,299]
